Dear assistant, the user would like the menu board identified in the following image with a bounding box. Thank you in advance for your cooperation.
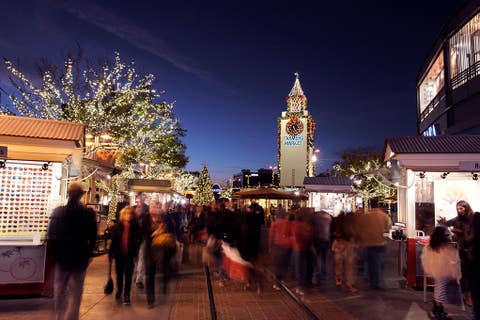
[0,161,62,238]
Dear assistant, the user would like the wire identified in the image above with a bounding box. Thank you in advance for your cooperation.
[55,168,98,181]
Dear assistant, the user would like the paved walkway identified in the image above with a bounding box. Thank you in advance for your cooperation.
[0,241,474,320]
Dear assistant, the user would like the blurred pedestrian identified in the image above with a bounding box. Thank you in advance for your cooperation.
[313,210,332,284]
[206,202,227,286]
[268,207,292,290]
[147,218,177,306]
[292,207,314,295]
[134,193,152,290]
[331,210,357,293]
[421,225,460,320]
[245,200,265,261]
[244,201,266,293]
[438,200,475,306]
[47,182,97,320]
[109,207,141,305]
[356,202,392,290]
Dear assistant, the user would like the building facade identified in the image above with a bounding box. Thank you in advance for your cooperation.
[232,168,277,188]
[278,73,316,187]
[418,0,480,136]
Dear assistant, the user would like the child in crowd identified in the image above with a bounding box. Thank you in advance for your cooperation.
[421,225,461,320]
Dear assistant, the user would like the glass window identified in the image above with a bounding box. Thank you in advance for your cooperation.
[419,53,444,113]
[449,13,480,88]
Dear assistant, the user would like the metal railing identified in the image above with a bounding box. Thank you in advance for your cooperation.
[420,89,445,121]
[204,264,217,320]
[451,60,480,89]
[264,267,320,320]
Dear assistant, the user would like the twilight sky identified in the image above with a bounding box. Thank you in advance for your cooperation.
[0,0,467,183]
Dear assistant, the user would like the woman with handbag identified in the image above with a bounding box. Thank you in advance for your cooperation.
[108,207,141,305]
[421,225,461,320]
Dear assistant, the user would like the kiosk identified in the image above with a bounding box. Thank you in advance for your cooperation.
[384,135,480,287]
[0,115,84,296]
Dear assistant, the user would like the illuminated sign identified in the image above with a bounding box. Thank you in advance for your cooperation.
[284,135,304,146]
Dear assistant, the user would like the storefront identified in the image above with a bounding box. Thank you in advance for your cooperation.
[127,178,180,210]
[0,115,84,296]
[384,135,480,286]
[303,176,356,216]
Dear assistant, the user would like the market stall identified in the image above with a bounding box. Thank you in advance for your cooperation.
[232,187,307,208]
[303,176,357,216]
[384,135,480,287]
[0,115,84,296]
[127,178,179,205]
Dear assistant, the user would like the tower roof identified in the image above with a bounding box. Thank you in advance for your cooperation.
[288,72,305,97]
[286,72,307,112]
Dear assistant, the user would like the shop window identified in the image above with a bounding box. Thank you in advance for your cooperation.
[449,12,480,88]
[472,30,480,63]
[419,52,444,114]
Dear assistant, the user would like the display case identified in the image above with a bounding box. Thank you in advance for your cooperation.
[0,160,62,290]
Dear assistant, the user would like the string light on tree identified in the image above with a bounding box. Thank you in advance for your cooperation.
[192,165,215,206]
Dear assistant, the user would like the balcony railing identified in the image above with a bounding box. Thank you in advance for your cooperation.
[451,60,480,89]
[420,88,445,121]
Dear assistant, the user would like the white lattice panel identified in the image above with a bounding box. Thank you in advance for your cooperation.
[0,162,60,237]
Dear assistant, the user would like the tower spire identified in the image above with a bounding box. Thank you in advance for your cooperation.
[286,72,307,112]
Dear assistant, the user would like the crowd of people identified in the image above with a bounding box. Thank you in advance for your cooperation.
[47,188,480,320]
[269,200,391,295]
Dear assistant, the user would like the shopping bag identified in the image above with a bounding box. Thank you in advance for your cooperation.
[104,257,114,295]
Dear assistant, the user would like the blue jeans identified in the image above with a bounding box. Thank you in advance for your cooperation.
[366,246,385,288]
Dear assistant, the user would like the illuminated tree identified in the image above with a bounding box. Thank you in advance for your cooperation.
[1,52,187,171]
[192,165,215,206]
[173,170,197,194]
[332,148,395,207]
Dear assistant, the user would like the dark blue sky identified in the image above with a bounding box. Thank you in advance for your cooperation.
[0,0,467,183]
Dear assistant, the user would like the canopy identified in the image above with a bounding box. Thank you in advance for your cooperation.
[232,188,307,200]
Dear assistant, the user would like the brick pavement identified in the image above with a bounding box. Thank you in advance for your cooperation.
[0,241,475,320]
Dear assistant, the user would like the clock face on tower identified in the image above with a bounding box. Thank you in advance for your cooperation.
[285,118,304,136]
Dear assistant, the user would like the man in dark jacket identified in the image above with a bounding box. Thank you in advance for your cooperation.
[48,182,97,320]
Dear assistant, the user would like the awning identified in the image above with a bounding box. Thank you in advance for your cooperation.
[0,115,84,163]
[127,179,173,193]
[232,187,307,200]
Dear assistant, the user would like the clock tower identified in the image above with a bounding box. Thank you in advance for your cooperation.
[278,73,316,187]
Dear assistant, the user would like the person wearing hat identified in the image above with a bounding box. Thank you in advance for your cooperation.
[48,182,97,320]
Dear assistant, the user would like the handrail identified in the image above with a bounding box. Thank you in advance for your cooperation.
[204,264,217,320]
[420,88,445,121]
[452,60,480,89]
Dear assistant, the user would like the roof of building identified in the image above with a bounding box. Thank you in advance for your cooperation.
[385,135,480,154]
[288,72,305,97]
[303,176,353,186]
[0,115,84,141]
